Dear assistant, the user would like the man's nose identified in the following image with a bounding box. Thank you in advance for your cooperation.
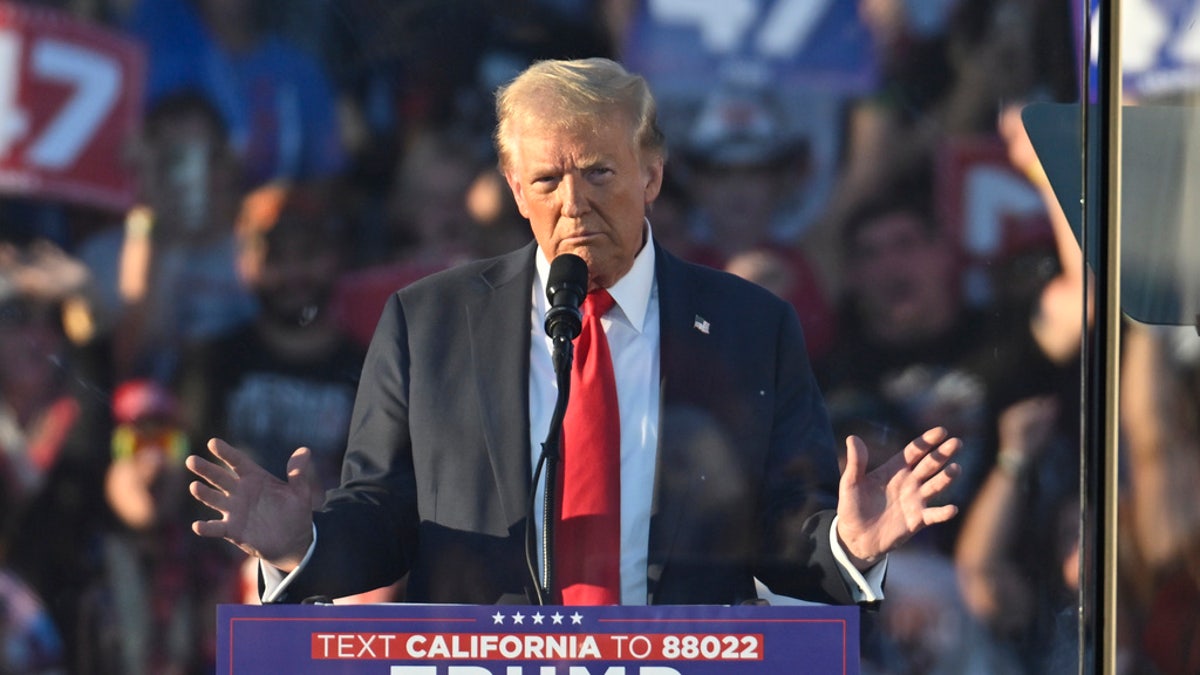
[559,175,590,218]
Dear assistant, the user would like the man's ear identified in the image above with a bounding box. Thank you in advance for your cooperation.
[642,155,665,205]
[504,171,531,219]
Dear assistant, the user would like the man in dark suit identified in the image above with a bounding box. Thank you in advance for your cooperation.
[186,58,961,606]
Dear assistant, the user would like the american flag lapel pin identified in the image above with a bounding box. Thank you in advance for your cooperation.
[693,315,710,334]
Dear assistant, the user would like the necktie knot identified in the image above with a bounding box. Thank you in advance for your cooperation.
[583,289,615,319]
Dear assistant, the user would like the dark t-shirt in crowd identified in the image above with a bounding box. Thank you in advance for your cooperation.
[182,325,365,491]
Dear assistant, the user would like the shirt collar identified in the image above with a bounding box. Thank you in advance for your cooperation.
[534,218,656,333]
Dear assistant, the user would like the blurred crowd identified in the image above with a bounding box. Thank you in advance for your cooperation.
[0,0,1195,673]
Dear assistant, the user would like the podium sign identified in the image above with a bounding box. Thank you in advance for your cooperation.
[218,603,859,674]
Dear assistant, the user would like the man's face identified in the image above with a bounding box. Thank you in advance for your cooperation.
[142,111,239,240]
[693,164,786,253]
[847,211,958,342]
[255,232,340,326]
[504,111,663,290]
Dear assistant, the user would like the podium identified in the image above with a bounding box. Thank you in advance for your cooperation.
[217,603,860,674]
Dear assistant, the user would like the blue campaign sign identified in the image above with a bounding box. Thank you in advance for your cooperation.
[620,0,878,99]
[218,603,860,674]
[1085,0,1200,99]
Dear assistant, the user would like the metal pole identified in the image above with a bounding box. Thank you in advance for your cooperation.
[1081,0,1121,672]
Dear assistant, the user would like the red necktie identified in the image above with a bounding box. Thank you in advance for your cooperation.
[557,289,621,605]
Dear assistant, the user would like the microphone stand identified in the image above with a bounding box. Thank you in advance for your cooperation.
[526,335,573,605]
[526,252,586,605]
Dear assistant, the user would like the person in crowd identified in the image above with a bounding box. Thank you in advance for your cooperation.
[814,169,1078,557]
[1115,322,1200,673]
[77,378,241,674]
[185,57,962,608]
[178,185,386,604]
[951,319,1191,674]
[121,0,346,189]
[76,90,258,382]
[679,85,814,262]
[333,127,528,348]
[805,0,1075,296]
[0,239,112,672]
[0,239,96,510]
[0,294,85,519]
[681,85,835,358]
[0,566,65,674]
[814,191,997,550]
[380,128,489,265]
[954,394,1081,673]
[461,165,537,262]
[180,185,362,500]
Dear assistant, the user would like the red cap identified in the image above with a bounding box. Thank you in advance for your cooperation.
[112,379,179,425]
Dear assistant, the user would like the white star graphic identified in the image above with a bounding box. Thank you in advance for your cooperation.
[512,612,525,625]
[570,612,583,625]
[551,612,564,625]
[532,612,545,625]
[492,612,505,625]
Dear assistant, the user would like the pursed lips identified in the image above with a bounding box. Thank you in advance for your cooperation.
[558,227,605,245]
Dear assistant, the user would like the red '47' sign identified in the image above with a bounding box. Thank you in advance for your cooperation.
[0,2,144,211]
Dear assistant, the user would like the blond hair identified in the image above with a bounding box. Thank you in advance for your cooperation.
[493,58,666,172]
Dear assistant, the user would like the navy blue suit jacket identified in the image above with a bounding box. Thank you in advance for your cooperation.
[278,240,854,605]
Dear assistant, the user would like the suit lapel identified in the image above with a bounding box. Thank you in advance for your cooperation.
[466,242,538,527]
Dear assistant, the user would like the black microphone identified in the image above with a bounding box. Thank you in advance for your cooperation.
[544,253,588,341]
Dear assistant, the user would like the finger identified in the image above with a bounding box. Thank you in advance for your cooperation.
[192,518,229,539]
[903,427,950,466]
[208,437,257,472]
[922,503,959,526]
[185,454,238,493]
[286,446,312,484]
[190,480,231,513]
[842,435,868,487]
[918,462,961,500]
[911,437,962,481]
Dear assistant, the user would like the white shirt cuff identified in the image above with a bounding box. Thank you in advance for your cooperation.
[829,515,887,603]
[260,523,318,604]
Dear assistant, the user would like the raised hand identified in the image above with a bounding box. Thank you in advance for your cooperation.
[997,395,1059,466]
[835,426,962,568]
[186,438,316,571]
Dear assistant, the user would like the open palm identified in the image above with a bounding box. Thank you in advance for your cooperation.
[836,427,962,567]
[186,438,317,571]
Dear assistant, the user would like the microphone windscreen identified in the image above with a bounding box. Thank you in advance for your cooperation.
[546,253,588,307]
